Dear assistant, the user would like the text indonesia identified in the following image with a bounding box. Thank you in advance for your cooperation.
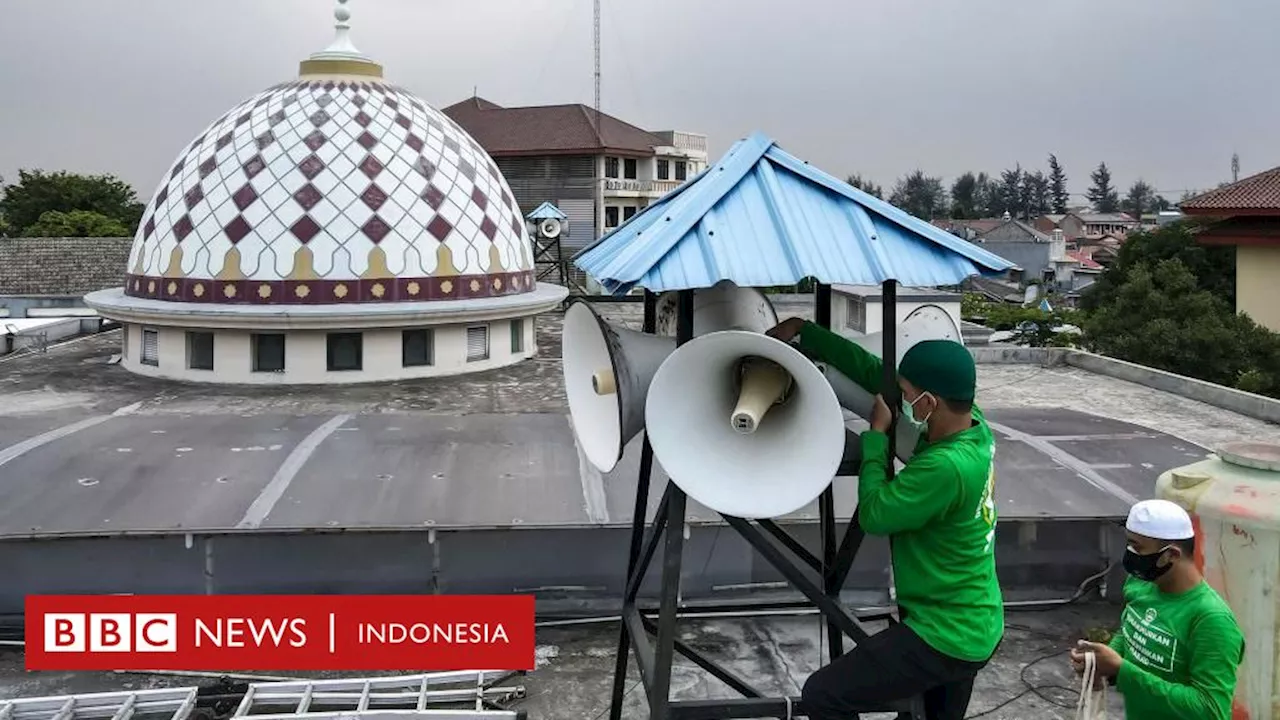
[25,595,535,671]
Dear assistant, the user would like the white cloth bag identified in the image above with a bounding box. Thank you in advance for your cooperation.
[1075,650,1108,720]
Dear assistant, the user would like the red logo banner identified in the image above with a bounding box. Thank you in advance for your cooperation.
[24,595,536,671]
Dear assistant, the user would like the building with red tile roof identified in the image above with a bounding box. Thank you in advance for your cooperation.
[1181,165,1280,331]
[441,97,708,279]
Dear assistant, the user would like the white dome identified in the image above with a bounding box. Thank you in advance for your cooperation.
[125,77,535,305]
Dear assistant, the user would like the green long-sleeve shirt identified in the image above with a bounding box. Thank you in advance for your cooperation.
[795,321,1004,662]
[1109,576,1245,720]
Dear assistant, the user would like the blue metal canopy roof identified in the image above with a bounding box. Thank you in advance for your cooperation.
[572,131,1016,295]
[525,202,568,221]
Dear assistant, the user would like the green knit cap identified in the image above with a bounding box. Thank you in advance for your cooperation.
[898,339,976,402]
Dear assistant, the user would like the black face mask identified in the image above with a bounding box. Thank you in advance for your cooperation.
[1123,546,1174,582]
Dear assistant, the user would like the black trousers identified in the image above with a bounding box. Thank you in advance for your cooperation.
[800,622,990,720]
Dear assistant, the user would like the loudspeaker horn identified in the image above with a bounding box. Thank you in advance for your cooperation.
[814,303,966,462]
[847,303,963,365]
[645,330,847,519]
[563,283,780,474]
[653,280,779,337]
[562,300,677,473]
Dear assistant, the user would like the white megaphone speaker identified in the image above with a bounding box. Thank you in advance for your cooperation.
[563,282,780,473]
[814,303,964,462]
[653,280,779,337]
[562,300,677,473]
[644,331,847,519]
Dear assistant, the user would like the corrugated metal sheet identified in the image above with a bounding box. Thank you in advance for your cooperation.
[525,202,568,221]
[572,131,1016,295]
[558,198,596,250]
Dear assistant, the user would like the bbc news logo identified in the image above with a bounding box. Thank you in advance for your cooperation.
[44,613,177,652]
[26,595,535,672]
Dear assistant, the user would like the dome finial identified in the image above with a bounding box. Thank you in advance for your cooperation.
[299,0,383,78]
[311,0,370,62]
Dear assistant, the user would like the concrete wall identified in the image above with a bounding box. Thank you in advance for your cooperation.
[0,295,89,319]
[0,517,1123,615]
[971,346,1280,425]
[1,318,86,355]
[1237,245,1280,332]
[980,242,1052,280]
[118,317,537,384]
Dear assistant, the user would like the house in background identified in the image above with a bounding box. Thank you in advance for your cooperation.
[971,218,1101,303]
[442,97,708,290]
[931,217,1006,241]
[1035,211,1138,241]
[1180,165,1280,332]
[0,237,131,319]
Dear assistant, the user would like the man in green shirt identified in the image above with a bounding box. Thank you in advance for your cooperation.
[1072,498,1245,719]
[767,318,1004,720]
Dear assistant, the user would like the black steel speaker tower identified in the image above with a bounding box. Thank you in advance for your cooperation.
[607,281,926,719]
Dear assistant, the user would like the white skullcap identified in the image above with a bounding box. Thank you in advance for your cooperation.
[1126,499,1194,541]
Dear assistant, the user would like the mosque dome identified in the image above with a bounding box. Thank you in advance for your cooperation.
[123,3,534,306]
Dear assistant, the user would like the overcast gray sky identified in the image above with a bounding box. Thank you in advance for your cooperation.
[3,0,1278,206]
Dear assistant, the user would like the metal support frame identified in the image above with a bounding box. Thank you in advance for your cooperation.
[0,672,526,720]
[608,281,925,719]
[530,232,567,289]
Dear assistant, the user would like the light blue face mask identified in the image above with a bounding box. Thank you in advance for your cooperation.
[901,391,934,431]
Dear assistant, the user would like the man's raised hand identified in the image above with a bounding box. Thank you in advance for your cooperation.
[766,317,805,343]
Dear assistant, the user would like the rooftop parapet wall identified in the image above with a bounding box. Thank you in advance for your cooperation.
[972,346,1280,426]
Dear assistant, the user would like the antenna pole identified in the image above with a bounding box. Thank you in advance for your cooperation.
[593,0,601,120]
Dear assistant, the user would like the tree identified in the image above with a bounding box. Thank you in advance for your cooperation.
[1080,221,1235,312]
[973,172,1000,218]
[1123,179,1155,219]
[998,166,1024,218]
[23,209,131,237]
[888,170,947,220]
[846,174,884,200]
[1024,170,1051,219]
[1047,154,1069,214]
[1087,162,1120,213]
[978,301,1079,348]
[0,169,144,236]
[950,172,980,218]
[1081,258,1280,394]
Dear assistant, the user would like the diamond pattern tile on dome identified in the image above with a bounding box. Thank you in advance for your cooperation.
[184,184,204,210]
[361,184,387,211]
[294,183,323,211]
[233,184,258,211]
[243,154,267,178]
[291,215,321,243]
[421,184,445,210]
[362,215,391,243]
[359,154,384,179]
[225,216,252,244]
[125,79,535,305]
[304,130,327,151]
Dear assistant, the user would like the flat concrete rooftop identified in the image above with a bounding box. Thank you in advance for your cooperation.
[3,297,1276,717]
[1,299,1277,538]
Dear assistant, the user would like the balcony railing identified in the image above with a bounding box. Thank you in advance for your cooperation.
[603,178,682,194]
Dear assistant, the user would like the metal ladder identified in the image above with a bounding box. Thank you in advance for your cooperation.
[0,671,525,720]
[0,687,198,720]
